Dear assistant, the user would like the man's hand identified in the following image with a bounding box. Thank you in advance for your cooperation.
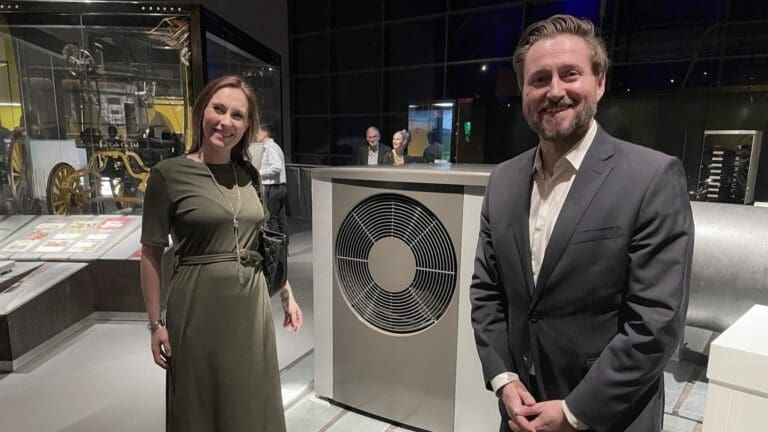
[500,380,537,432]
[515,400,576,432]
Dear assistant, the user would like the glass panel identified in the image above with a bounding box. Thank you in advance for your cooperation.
[386,0,446,19]
[450,0,515,10]
[333,28,381,72]
[290,0,328,34]
[386,18,444,67]
[206,33,283,143]
[609,62,690,93]
[334,72,380,113]
[448,8,523,61]
[729,0,768,21]
[293,117,329,162]
[385,66,444,112]
[525,0,601,26]
[445,61,517,99]
[293,76,329,115]
[292,35,328,75]
[332,0,382,28]
[406,104,452,162]
[615,0,722,27]
[0,11,191,215]
[333,116,380,164]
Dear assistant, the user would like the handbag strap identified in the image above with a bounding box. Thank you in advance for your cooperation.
[236,157,270,225]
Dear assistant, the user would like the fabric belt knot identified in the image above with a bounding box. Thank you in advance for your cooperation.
[175,249,263,270]
[238,249,263,268]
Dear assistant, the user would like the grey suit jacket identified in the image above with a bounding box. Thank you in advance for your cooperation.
[470,127,694,431]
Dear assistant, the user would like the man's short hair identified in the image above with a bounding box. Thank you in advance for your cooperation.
[512,14,609,88]
[367,126,380,136]
[259,123,275,138]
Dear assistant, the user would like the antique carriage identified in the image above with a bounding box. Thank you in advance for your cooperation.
[0,2,283,215]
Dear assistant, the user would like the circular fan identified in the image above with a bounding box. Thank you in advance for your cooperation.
[335,193,457,334]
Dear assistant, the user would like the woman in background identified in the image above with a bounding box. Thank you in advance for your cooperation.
[391,129,412,165]
[140,75,302,432]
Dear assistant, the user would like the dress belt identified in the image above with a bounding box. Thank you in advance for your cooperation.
[175,249,263,268]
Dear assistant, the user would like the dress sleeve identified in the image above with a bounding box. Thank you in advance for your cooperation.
[140,165,172,247]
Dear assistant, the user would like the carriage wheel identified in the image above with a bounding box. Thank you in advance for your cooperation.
[46,162,86,215]
[8,138,34,212]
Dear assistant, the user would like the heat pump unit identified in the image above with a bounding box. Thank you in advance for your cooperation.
[313,165,497,432]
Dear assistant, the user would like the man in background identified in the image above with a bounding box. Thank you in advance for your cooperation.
[356,126,392,165]
[258,124,288,236]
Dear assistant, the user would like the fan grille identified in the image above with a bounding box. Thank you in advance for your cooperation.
[335,193,457,334]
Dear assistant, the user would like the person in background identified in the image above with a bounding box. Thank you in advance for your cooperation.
[422,130,443,163]
[470,15,693,432]
[140,75,302,432]
[258,123,288,236]
[356,126,393,165]
[391,129,413,165]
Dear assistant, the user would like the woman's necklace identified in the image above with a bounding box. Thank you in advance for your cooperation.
[200,151,244,285]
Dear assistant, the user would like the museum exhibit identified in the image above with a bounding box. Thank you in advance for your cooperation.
[1,1,768,431]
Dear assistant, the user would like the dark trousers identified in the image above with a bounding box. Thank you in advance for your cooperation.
[264,183,288,236]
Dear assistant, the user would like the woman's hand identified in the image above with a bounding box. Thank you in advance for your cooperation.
[150,326,172,369]
[280,281,302,332]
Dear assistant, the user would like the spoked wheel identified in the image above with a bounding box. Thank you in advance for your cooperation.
[46,162,86,215]
[7,138,34,212]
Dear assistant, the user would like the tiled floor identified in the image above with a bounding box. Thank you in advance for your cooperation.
[0,218,709,431]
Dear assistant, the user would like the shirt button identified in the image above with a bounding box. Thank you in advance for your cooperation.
[535,224,543,231]
[522,355,531,368]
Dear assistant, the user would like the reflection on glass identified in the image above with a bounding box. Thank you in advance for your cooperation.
[408,101,453,163]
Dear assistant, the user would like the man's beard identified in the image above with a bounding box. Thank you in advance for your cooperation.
[526,98,597,143]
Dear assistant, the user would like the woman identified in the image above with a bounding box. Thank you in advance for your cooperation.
[140,75,302,432]
[391,129,412,165]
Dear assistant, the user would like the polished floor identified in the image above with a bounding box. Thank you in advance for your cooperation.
[0,218,708,431]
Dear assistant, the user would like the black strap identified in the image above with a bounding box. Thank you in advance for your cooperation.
[235,157,269,222]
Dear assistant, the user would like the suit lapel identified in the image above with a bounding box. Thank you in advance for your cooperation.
[510,150,536,297]
[532,129,615,304]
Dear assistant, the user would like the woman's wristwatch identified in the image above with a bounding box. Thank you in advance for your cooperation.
[147,318,166,333]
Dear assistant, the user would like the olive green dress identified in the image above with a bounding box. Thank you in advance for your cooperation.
[141,156,285,432]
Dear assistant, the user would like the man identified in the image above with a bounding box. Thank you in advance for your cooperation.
[356,126,393,165]
[422,131,443,163]
[470,15,694,432]
[258,124,288,236]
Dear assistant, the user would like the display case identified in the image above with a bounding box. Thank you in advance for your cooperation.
[694,130,763,205]
[0,2,282,215]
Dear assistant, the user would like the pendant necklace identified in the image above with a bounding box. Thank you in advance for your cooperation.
[201,151,244,285]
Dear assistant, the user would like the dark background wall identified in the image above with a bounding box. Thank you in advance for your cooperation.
[288,0,768,202]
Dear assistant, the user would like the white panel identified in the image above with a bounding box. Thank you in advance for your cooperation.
[707,305,768,394]
[702,383,732,432]
[726,388,768,432]
[312,178,334,397]
[454,187,499,432]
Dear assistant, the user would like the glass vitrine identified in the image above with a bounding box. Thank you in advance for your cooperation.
[0,2,282,215]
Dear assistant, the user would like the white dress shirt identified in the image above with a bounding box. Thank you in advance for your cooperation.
[491,120,598,431]
[260,138,286,185]
[367,144,379,165]
[247,142,265,169]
